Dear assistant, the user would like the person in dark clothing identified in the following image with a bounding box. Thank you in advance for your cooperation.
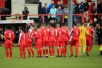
[79,2,84,14]
[38,2,43,25]
[22,7,29,20]
[74,2,80,25]
[42,3,49,26]
[97,1,102,14]
[0,27,3,44]
[83,0,89,22]
[55,1,61,8]
[96,25,102,56]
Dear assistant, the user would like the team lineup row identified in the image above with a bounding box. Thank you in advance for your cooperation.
[3,23,99,59]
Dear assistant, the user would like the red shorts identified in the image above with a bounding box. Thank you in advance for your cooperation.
[86,37,93,46]
[70,38,79,47]
[42,41,48,47]
[49,41,55,47]
[26,42,32,47]
[19,45,25,51]
[5,44,12,49]
[36,44,42,49]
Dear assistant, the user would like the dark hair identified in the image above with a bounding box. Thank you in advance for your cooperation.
[37,25,40,29]
[7,25,11,29]
[80,23,84,25]
[30,25,34,27]
[19,27,23,30]
[89,24,93,26]
[73,23,78,27]
[61,23,65,26]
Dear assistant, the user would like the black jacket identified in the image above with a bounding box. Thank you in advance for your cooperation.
[38,2,43,14]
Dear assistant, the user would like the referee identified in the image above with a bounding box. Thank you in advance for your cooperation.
[96,23,102,56]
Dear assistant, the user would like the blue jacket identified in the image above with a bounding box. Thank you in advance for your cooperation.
[42,7,49,14]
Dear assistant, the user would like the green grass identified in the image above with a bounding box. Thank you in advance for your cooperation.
[0,44,102,68]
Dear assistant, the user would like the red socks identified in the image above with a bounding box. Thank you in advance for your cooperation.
[70,46,73,55]
[28,48,31,57]
[6,49,9,58]
[10,49,12,58]
[31,49,34,57]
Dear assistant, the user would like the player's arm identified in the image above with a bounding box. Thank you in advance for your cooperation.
[18,33,22,45]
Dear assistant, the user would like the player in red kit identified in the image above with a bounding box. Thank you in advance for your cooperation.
[86,24,94,56]
[69,24,80,57]
[4,25,15,59]
[26,25,34,57]
[48,23,56,57]
[61,23,69,57]
[40,24,49,57]
[18,27,26,59]
[34,25,42,57]
[55,24,62,57]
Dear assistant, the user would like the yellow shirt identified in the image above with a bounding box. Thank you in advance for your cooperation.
[100,46,102,51]
[79,26,89,38]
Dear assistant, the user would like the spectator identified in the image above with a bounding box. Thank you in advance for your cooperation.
[97,0,102,14]
[60,0,65,10]
[98,16,102,26]
[48,0,55,13]
[22,7,29,20]
[92,4,99,21]
[92,18,98,27]
[79,2,84,14]
[42,3,49,26]
[74,1,80,25]
[56,6,63,21]
[63,6,68,24]
[83,0,89,22]
[50,20,56,28]
[0,27,3,44]
[38,2,43,25]
[50,5,57,22]
[56,1,61,8]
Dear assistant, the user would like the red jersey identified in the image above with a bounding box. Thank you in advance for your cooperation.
[26,29,35,43]
[41,27,48,42]
[4,30,15,45]
[61,27,69,41]
[71,27,80,38]
[56,28,62,37]
[48,27,56,41]
[86,27,94,38]
[18,32,26,46]
[34,29,42,45]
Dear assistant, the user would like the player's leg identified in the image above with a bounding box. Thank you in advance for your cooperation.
[9,44,13,59]
[69,40,74,57]
[65,41,68,56]
[30,43,34,57]
[86,38,89,53]
[88,38,93,52]
[19,45,23,58]
[79,38,82,55]
[56,40,60,57]
[82,38,86,56]
[52,41,55,57]
[75,40,79,57]
[27,47,31,57]
[5,44,9,59]
[23,45,26,58]
[45,42,49,57]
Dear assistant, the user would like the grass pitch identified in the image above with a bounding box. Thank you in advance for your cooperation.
[0,44,102,68]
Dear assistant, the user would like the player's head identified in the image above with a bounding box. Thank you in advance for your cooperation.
[7,25,11,30]
[41,23,45,28]
[73,23,78,27]
[96,24,100,28]
[19,27,23,32]
[80,22,84,26]
[37,25,41,29]
[61,23,65,27]
[49,23,53,27]
[30,25,34,29]
[89,24,93,28]
[56,23,60,28]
